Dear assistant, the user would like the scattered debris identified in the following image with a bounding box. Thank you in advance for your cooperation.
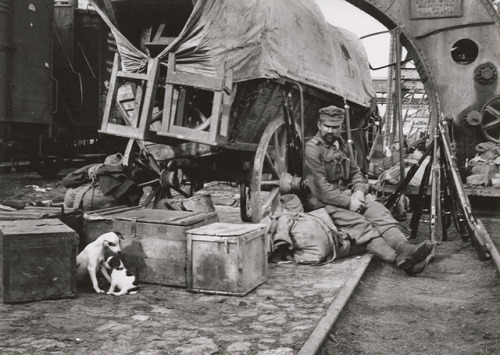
[28,200,54,207]
[25,185,48,192]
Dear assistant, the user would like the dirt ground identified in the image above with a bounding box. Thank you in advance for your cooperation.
[321,217,500,355]
[1,168,500,354]
[0,168,69,210]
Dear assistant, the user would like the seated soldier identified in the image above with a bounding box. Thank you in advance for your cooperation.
[63,153,143,211]
[304,105,434,275]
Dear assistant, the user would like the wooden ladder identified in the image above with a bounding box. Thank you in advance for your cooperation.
[157,52,234,146]
[100,53,160,141]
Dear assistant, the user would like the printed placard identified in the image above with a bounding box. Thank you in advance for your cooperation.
[411,0,463,19]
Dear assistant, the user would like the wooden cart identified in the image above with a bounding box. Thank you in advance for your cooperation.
[92,0,375,222]
[98,51,372,222]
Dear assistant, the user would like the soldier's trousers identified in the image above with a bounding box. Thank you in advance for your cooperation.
[324,194,400,245]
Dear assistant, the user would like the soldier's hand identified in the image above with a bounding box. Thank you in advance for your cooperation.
[351,190,365,202]
[349,196,367,213]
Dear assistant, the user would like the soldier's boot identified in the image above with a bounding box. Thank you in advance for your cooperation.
[381,227,434,272]
[366,237,397,264]
[404,251,435,276]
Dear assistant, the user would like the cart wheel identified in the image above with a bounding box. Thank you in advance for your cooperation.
[239,183,253,222]
[250,117,301,222]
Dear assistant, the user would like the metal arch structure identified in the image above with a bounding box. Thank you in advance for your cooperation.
[345,0,500,164]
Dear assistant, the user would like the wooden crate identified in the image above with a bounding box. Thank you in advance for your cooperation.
[82,206,137,244]
[0,219,78,303]
[83,207,219,286]
[186,223,267,296]
[0,207,83,247]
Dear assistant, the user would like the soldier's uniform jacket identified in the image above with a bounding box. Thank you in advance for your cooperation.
[305,132,368,209]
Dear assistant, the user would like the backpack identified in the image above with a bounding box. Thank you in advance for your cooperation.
[269,207,350,265]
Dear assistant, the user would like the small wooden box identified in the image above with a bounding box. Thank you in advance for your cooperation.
[0,219,78,303]
[187,223,267,296]
[83,207,219,286]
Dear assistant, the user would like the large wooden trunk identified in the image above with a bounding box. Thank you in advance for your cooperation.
[83,206,219,286]
[0,219,78,303]
[186,223,267,296]
[0,207,83,238]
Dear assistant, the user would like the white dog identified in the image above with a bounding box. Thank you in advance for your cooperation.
[76,231,123,293]
[104,256,140,296]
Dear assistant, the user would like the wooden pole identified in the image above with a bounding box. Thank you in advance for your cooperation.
[384,34,395,148]
[344,99,355,161]
[395,27,406,186]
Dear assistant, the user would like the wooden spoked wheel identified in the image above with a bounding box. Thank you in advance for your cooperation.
[249,117,301,222]
[123,139,194,208]
[481,95,500,143]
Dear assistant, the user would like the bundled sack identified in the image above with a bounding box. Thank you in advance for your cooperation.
[63,153,143,211]
[465,143,500,187]
[377,149,430,186]
[268,203,350,265]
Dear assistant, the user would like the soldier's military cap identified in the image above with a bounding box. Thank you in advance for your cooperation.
[319,105,345,126]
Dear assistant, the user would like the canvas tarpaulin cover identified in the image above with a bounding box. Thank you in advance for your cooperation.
[90,0,375,107]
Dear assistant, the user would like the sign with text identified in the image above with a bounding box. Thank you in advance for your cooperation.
[411,0,463,19]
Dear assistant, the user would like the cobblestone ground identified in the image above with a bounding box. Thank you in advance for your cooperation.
[0,174,371,355]
[1,171,500,355]
[0,256,370,355]
[0,206,370,355]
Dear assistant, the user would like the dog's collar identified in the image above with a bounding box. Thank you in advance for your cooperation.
[115,266,125,270]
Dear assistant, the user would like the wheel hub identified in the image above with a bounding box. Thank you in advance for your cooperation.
[475,63,498,85]
[464,110,482,126]
[160,169,178,188]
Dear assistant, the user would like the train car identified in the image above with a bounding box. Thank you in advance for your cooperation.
[0,0,121,176]
[51,3,126,170]
[0,0,54,173]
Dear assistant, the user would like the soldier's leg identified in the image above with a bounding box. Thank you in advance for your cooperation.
[366,237,397,263]
[362,195,400,234]
[381,227,434,274]
[324,205,396,263]
[363,196,434,274]
[325,204,379,245]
